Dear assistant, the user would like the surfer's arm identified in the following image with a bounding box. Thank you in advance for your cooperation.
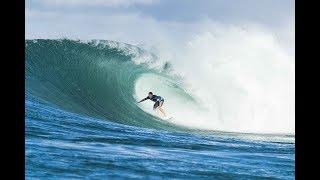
[138,97,148,103]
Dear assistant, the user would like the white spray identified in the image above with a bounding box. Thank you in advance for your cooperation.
[135,23,294,135]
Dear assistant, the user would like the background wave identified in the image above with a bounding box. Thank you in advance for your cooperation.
[26,38,294,135]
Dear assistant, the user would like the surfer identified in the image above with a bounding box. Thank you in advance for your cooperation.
[138,92,166,117]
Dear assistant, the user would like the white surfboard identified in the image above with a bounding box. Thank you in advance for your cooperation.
[163,117,173,120]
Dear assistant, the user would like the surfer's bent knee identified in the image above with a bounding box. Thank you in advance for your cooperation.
[159,99,164,107]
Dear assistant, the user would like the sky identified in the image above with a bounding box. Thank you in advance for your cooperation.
[26,0,294,49]
[26,0,294,24]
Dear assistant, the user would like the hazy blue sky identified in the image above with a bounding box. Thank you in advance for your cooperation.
[27,0,294,24]
[26,0,294,44]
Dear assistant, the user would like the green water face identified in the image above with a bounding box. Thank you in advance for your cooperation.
[26,39,194,131]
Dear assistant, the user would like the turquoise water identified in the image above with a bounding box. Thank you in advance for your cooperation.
[26,39,295,179]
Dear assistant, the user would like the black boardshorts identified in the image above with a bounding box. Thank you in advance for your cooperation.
[153,99,164,110]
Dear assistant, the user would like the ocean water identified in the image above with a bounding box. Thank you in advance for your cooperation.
[26,39,295,179]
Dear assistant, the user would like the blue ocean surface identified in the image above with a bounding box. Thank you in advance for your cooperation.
[26,39,295,179]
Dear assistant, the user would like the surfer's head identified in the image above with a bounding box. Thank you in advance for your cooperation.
[148,92,153,98]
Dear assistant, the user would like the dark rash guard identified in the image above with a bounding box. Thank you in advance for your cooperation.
[144,95,164,102]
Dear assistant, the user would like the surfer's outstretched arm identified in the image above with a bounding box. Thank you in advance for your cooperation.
[138,97,147,103]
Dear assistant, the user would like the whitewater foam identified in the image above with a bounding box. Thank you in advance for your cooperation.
[133,25,294,134]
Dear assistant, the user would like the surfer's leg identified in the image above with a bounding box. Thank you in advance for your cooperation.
[158,100,166,116]
[153,101,166,117]
[159,100,164,107]
[153,102,159,110]
[158,107,166,117]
